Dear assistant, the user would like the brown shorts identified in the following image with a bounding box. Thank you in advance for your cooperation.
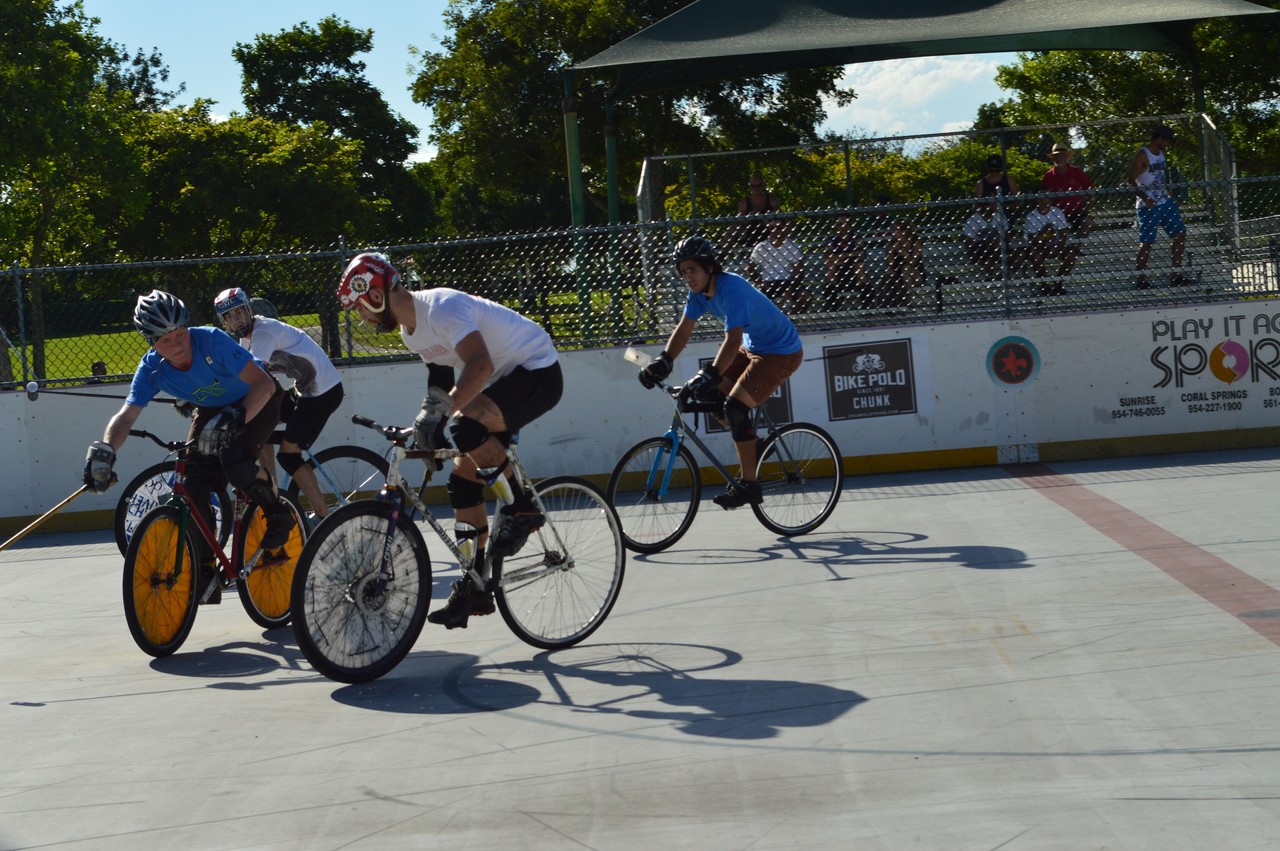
[720,347,803,405]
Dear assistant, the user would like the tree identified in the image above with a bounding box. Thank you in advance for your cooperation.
[986,8,1280,174]
[410,0,854,232]
[233,15,435,242]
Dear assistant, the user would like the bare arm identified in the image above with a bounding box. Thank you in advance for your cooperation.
[238,359,277,424]
[450,330,496,413]
[711,327,745,375]
[103,404,143,450]
[662,316,697,361]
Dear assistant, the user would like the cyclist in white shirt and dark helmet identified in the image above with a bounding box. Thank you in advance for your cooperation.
[214,287,345,523]
[82,291,295,598]
[336,252,563,630]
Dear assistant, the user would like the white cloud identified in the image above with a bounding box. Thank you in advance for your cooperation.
[820,55,1013,139]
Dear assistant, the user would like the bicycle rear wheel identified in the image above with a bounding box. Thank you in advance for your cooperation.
[752,422,844,536]
[122,505,200,657]
[496,476,624,650]
[290,500,431,683]
[606,436,701,554]
[114,461,230,556]
[285,445,389,518]
[235,492,308,629]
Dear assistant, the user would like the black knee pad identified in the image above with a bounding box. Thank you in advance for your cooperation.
[724,396,756,442]
[448,414,490,454]
[447,473,485,510]
[278,451,306,477]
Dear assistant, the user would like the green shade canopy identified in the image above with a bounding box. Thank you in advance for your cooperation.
[572,0,1276,98]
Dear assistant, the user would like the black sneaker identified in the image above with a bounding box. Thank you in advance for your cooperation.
[1134,274,1150,290]
[427,579,496,629]
[713,479,763,510]
[259,507,296,551]
[1171,272,1192,287]
[489,506,545,558]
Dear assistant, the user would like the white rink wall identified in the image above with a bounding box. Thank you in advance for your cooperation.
[5,298,1280,531]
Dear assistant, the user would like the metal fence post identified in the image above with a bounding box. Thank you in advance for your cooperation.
[12,261,31,383]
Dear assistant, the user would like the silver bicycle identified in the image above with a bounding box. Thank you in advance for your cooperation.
[290,414,626,683]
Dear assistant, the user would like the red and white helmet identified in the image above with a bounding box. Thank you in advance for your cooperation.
[337,252,399,311]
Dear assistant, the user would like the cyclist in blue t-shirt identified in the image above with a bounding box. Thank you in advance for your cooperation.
[82,291,295,580]
[637,236,804,509]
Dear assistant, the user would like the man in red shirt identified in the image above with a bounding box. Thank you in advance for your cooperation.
[1042,141,1094,238]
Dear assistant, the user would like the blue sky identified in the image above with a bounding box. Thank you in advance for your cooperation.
[80,0,1016,160]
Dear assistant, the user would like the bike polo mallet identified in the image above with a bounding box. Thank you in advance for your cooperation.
[0,485,95,553]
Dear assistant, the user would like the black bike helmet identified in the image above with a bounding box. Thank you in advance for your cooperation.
[672,236,718,267]
[133,290,190,343]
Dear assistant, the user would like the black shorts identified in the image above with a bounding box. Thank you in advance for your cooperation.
[483,363,563,435]
[280,383,344,450]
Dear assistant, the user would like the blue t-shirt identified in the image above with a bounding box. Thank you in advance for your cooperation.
[126,327,257,408]
[682,272,801,355]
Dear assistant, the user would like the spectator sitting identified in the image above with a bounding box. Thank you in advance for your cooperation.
[881,220,923,308]
[86,360,108,385]
[1022,195,1080,296]
[975,154,1020,202]
[823,212,867,309]
[1042,141,1094,238]
[747,218,808,312]
[962,201,1009,281]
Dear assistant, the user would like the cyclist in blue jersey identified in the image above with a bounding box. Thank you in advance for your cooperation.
[637,236,804,508]
[82,291,295,586]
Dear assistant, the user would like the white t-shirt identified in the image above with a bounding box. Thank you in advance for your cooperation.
[241,316,341,398]
[1022,206,1070,239]
[962,213,1007,242]
[1135,145,1171,208]
[749,238,804,281]
[401,288,558,380]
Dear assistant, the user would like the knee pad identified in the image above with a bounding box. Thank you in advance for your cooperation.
[220,455,259,492]
[447,473,485,510]
[277,451,306,477]
[724,397,756,442]
[448,414,490,454]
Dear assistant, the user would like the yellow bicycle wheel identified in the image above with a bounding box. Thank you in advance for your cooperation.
[122,505,200,657]
[235,492,308,629]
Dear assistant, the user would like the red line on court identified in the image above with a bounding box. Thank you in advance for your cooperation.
[1006,463,1280,646]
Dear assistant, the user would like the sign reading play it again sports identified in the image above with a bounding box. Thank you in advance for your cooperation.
[823,340,917,420]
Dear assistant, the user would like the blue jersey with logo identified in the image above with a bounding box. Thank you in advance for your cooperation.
[126,327,257,408]
[683,272,801,355]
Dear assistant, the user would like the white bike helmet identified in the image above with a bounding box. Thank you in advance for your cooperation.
[133,290,190,344]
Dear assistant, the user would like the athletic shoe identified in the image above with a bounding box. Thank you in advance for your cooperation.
[713,479,763,510]
[427,579,496,629]
[259,506,295,550]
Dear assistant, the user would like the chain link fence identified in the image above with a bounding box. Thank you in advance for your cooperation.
[5,121,1280,388]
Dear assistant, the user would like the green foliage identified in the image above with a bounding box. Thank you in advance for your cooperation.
[410,0,852,232]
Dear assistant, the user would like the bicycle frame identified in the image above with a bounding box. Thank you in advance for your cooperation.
[353,420,575,599]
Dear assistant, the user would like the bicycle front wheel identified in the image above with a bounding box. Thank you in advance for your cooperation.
[286,445,389,518]
[496,476,625,650]
[235,492,309,629]
[752,422,844,536]
[606,437,701,554]
[290,500,431,683]
[122,505,200,657]
[114,461,231,556]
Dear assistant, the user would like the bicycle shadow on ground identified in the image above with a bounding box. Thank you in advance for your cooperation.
[633,530,1031,574]
[148,628,309,683]
[495,642,867,740]
[329,641,866,740]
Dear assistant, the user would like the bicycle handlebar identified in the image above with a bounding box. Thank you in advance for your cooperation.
[128,428,192,452]
[350,414,459,460]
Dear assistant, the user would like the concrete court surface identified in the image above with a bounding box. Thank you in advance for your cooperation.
[4,447,1280,850]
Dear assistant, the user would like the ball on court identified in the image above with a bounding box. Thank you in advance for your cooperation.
[25,381,38,393]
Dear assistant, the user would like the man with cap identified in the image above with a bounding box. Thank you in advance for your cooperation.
[1042,141,1094,238]
[975,154,1020,201]
[1128,124,1189,289]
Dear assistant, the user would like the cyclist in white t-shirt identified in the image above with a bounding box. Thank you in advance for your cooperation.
[214,288,345,522]
[337,252,563,630]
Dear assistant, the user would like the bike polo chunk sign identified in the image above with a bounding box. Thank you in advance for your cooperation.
[823,340,918,420]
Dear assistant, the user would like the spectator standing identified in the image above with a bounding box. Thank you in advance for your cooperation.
[975,154,1020,202]
[747,218,808,312]
[823,212,867,309]
[1042,141,1094,238]
[1129,125,1189,289]
[734,173,783,249]
[1021,195,1079,295]
[962,202,1009,281]
[882,220,923,307]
